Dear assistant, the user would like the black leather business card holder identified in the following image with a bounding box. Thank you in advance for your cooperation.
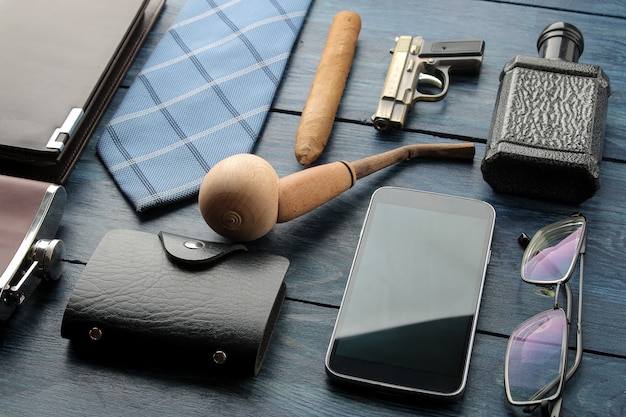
[61,230,289,376]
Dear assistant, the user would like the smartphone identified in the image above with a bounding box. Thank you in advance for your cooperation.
[325,187,496,398]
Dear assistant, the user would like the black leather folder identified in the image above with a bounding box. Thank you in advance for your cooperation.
[0,0,165,183]
[61,230,289,375]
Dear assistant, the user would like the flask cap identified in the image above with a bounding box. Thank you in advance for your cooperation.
[537,22,584,62]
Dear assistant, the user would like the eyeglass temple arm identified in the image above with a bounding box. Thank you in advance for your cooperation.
[559,236,585,381]
[540,397,563,417]
[568,254,584,379]
[524,253,585,414]
[567,224,586,378]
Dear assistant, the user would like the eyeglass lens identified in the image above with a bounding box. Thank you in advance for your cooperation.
[522,224,583,283]
[506,308,567,403]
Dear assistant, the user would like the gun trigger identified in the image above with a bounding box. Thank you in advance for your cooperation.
[417,73,443,89]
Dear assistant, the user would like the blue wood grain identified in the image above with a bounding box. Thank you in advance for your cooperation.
[60,110,626,360]
[493,0,626,18]
[1,287,623,416]
[1,0,625,416]
[276,0,626,160]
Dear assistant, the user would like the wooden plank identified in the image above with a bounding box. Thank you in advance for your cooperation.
[493,0,626,18]
[0,285,623,416]
[276,0,626,160]
[2,0,625,416]
[61,111,626,359]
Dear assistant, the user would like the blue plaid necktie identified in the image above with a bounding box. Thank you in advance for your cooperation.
[98,0,312,212]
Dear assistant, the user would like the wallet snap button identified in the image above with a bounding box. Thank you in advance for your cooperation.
[184,240,205,249]
[212,350,227,365]
[88,327,103,341]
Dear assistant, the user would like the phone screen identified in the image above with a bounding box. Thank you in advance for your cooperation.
[325,187,495,397]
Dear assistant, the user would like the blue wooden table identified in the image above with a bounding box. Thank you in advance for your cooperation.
[1,0,625,415]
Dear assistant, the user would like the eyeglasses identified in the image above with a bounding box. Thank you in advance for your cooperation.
[504,214,586,417]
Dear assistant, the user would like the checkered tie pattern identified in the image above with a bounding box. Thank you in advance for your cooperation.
[98,0,312,212]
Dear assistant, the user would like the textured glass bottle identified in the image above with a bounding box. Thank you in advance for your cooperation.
[481,22,611,203]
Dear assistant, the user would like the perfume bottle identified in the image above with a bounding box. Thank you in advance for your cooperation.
[481,22,611,203]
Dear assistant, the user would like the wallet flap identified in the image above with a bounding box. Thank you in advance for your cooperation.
[158,231,247,266]
[61,229,290,375]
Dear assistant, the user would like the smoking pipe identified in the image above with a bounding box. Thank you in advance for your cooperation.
[198,142,475,241]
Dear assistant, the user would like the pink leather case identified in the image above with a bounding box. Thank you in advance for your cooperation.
[0,175,66,320]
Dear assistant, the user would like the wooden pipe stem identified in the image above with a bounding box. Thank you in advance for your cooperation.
[278,161,356,223]
[277,142,474,223]
[351,142,475,179]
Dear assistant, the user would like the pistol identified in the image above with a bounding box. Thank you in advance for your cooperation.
[371,35,485,131]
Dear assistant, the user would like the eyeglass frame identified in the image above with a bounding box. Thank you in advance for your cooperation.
[504,214,586,416]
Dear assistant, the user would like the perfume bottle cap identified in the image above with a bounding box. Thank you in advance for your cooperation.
[537,22,584,62]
